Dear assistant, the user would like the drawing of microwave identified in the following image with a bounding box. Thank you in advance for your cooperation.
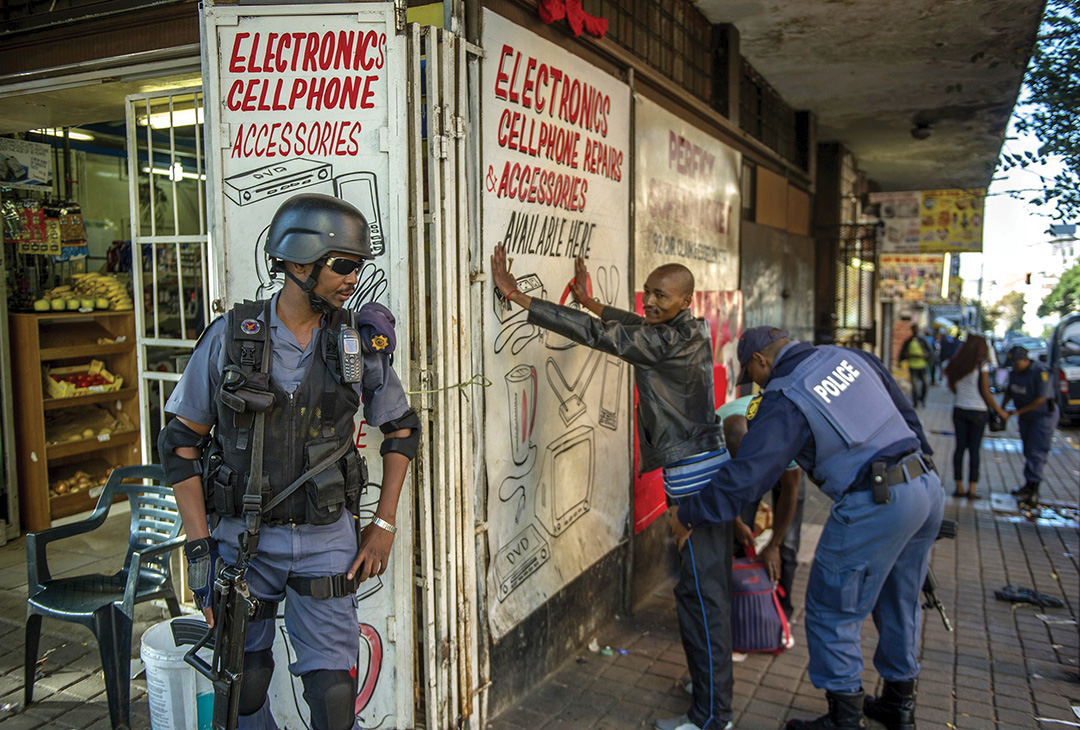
[494,523,550,601]
[535,425,594,537]
[334,171,385,256]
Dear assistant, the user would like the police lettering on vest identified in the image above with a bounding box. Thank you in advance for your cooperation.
[810,359,861,405]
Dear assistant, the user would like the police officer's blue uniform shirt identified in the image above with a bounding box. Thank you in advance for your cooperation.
[166,292,410,429]
[679,341,932,527]
[1008,361,1055,413]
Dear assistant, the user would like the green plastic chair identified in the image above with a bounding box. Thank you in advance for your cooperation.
[24,464,184,730]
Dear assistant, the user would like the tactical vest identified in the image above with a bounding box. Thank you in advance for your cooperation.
[765,346,916,501]
[204,300,366,525]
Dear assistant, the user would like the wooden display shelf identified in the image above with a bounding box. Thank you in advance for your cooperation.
[47,430,138,460]
[9,311,142,531]
[43,387,139,411]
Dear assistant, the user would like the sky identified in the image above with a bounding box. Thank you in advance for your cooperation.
[959,113,1067,330]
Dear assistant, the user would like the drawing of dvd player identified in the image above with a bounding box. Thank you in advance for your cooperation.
[334,171,385,256]
[494,523,550,601]
[494,273,543,322]
[535,425,594,537]
[224,158,332,206]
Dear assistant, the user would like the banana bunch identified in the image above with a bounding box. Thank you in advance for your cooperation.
[41,284,73,300]
[71,273,134,310]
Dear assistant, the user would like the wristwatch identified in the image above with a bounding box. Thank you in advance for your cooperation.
[371,516,397,534]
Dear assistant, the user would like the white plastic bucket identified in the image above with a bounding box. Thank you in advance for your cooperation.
[140,617,214,730]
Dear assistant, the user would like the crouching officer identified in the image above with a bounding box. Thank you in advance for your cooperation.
[158,193,420,730]
[1002,345,1059,508]
[671,327,944,730]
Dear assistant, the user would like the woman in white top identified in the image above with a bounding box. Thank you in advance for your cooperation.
[943,335,1009,499]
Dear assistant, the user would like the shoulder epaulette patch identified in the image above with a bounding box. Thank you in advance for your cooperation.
[746,395,763,421]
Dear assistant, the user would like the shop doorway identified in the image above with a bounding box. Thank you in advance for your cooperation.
[124,87,210,461]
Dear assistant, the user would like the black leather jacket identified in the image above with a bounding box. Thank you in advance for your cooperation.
[528,300,722,473]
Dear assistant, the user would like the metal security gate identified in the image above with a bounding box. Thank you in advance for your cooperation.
[406,24,486,730]
[832,222,879,350]
[124,87,211,462]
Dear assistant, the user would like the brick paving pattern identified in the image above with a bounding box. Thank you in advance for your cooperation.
[0,382,1075,729]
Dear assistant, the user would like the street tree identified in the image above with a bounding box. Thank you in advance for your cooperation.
[1037,261,1080,316]
[1001,0,1080,221]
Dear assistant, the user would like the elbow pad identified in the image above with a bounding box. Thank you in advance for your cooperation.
[379,409,421,460]
[158,418,211,486]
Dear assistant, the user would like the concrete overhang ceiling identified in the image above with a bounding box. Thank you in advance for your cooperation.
[693,0,1045,191]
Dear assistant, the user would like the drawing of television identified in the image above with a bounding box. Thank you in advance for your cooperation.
[334,172,385,256]
[494,523,550,601]
[535,425,594,536]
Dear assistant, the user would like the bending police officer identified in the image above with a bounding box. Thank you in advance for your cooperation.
[159,193,420,730]
[1002,345,1059,508]
[671,327,944,730]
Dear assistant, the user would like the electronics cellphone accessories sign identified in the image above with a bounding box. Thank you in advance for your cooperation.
[202,2,406,309]
[481,10,631,640]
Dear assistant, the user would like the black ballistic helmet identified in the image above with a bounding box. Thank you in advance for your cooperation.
[265,193,374,264]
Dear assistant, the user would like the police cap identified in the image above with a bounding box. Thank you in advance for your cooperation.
[737,326,789,385]
[1005,345,1029,367]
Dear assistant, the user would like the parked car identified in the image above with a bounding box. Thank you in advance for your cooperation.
[1049,312,1080,425]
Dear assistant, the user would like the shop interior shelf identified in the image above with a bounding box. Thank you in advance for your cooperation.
[42,387,139,411]
[46,430,139,460]
[38,324,134,360]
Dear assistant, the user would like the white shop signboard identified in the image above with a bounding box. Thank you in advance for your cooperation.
[480,9,631,640]
[201,3,410,727]
[634,97,740,293]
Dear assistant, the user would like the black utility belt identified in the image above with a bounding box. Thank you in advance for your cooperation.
[850,454,935,504]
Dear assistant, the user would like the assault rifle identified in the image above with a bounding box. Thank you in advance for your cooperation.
[173,555,260,730]
[922,519,957,631]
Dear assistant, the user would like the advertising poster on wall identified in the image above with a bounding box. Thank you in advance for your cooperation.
[632,97,741,532]
[0,137,52,190]
[871,191,921,254]
[201,3,408,726]
[879,253,946,302]
[481,10,631,640]
[871,189,984,254]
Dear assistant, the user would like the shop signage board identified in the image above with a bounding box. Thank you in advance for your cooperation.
[0,137,52,191]
[200,3,409,727]
[480,9,631,640]
[632,97,741,532]
[879,253,954,303]
[871,189,985,253]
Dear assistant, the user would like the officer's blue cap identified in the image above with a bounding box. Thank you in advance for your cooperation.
[737,326,790,385]
[1005,345,1028,367]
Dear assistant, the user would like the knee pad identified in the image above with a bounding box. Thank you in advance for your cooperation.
[301,669,357,730]
[239,648,275,716]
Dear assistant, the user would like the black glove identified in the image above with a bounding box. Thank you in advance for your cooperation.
[183,537,221,610]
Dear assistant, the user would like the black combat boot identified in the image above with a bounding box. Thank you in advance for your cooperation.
[1010,483,1037,499]
[784,690,866,729]
[864,679,916,730]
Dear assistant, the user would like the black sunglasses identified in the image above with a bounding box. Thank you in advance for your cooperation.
[322,257,365,276]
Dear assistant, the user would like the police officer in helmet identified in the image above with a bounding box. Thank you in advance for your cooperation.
[159,193,421,730]
[1002,345,1059,508]
[671,327,944,730]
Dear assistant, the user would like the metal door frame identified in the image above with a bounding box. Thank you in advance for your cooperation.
[125,86,211,462]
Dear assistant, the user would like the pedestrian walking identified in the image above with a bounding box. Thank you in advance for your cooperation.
[943,335,1009,499]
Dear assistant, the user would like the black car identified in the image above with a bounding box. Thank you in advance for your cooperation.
[1049,312,1080,425]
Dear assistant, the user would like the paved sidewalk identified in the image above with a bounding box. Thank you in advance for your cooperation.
[0,381,1075,729]
[488,382,1080,730]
